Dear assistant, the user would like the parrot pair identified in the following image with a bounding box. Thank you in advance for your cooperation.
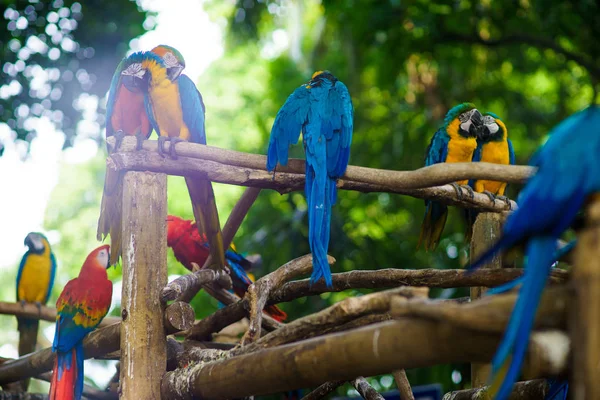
[266,71,354,287]
[469,106,600,400]
[49,245,113,400]
[166,215,287,321]
[98,45,226,276]
[418,103,515,250]
[15,232,56,390]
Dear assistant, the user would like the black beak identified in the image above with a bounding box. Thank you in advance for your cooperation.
[122,72,148,93]
[167,65,184,81]
[106,251,112,269]
[24,235,33,248]
[469,109,483,138]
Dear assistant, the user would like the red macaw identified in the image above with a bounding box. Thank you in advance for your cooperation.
[167,215,287,321]
[97,52,154,265]
[122,49,227,273]
[49,245,113,400]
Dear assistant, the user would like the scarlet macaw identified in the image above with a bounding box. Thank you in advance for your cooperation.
[98,52,154,265]
[49,245,113,400]
[267,71,354,287]
[123,50,227,272]
[418,103,483,250]
[166,215,287,321]
[470,106,600,400]
[15,232,56,390]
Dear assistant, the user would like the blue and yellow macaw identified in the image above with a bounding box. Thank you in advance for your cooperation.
[464,112,516,241]
[470,106,600,400]
[16,232,56,390]
[98,51,155,266]
[151,44,186,82]
[418,103,483,250]
[49,245,113,400]
[123,49,226,271]
[266,71,354,287]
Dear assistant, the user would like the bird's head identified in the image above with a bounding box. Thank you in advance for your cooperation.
[80,245,111,277]
[444,103,483,138]
[307,70,337,88]
[151,45,186,81]
[24,232,49,254]
[121,51,165,93]
[480,112,507,142]
[166,215,193,247]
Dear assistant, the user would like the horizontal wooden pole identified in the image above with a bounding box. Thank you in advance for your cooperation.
[108,137,519,211]
[442,379,551,399]
[0,301,120,327]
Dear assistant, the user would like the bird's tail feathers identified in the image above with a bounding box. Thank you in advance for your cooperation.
[307,168,332,287]
[545,379,569,400]
[49,343,83,400]
[97,168,124,266]
[418,202,448,251]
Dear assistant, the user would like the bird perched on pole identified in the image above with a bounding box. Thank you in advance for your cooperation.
[49,245,113,400]
[15,232,56,390]
[465,111,515,241]
[97,51,155,266]
[470,106,600,400]
[266,71,354,287]
[124,49,227,275]
[418,103,483,250]
[166,215,287,321]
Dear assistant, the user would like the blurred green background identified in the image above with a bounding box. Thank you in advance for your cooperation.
[0,0,597,396]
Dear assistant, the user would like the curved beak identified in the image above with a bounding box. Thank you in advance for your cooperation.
[469,109,484,138]
[24,233,45,253]
[122,71,148,93]
[167,65,184,81]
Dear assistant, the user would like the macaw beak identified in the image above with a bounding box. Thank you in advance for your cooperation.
[106,250,112,269]
[166,65,184,81]
[122,71,148,93]
[469,109,483,138]
[24,233,45,253]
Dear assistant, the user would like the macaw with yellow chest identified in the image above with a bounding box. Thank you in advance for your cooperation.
[418,103,483,250]
[15,232,56,390]
[49,245,113,400]
[97,52,155,266]
[267,71,354,287]
[464,112,515,241]
[123,50,226,272]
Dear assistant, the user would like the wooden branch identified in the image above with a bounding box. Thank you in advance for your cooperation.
[163,301,195,333]
[352,377,385,400]
[241,254,335,345]
[301,381,346,400]
[0,301,120,327]
[119,171,168,399]
[161,268,225,303]
[0,394,48,400]
[108,137,522,211]
[570,198,600,400]
[442,379,551,399]
[393,370,414,400]
[235,287,429,355]
[160,316,566,400]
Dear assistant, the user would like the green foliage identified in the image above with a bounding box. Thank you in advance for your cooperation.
[0,0,152,156]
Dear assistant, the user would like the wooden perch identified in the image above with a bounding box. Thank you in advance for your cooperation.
[108,137,521,211]
[442,379,551,399]
[352,377,385,400]
[0,301,120,327]
[301,381,346,400]
[393,370,415,400]
[160,315,566,400]
[235,287,429,355]
[161,268,226,302]
[241,254,335,345]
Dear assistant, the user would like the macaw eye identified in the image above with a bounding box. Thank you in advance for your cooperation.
[458,109,475,123]
[163,52,180,68]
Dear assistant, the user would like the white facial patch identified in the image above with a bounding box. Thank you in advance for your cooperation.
[122,63,146,78]
[483,115,500,134]
[96,249,109,267]
[460,119,472,132]
[163,52,179,68]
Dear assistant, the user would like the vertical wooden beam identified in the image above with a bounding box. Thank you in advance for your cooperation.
[570,197,600,400]
[120,171,167,399]
[469,212,503,388]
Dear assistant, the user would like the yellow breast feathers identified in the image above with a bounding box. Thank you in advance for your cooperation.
[444,118,478,185]
[18,243,53,303]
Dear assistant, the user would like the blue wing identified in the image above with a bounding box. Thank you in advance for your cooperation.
[324,80,354,178]
[53,313,95,353]
[508,138,516,165]
[44,252,57,304]
[144,95,159,135]
[178,74,206,145]
[267,85,311,171]
[15,252,28,301]
[425,128,449,167]
[105,59,125,138]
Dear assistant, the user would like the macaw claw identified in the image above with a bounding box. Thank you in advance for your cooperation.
[450,182,463,198]
[461,184,475,200]
[134,129,145,151]
[169,137,184,160]
[157,136,169,158]
[482,190,497,204]
[112,130,125,153]
[496,195,512,209]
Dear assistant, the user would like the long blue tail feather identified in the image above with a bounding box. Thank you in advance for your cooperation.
[545,379,568,400]
[306,163,332,287]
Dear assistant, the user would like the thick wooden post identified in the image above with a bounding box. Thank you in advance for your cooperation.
[570,197,600,400]
[120,171,167,399]
[469,212,503,388]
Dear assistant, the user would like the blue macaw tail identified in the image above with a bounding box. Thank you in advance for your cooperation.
[418,201,448,251]
[17,317,39,391]
[49,342,84,400]
[486,276,524,296]
[489,236,556,400]
[545,379,568,400]
[305,163,332,287]
[226,251,253,290]
[554,239,576,261]
[464,208,479,243]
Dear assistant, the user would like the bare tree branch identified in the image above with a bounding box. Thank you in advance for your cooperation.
[352,377,385,400]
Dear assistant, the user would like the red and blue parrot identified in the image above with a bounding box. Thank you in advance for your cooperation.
[464,111,515,241]
[49,245,113,400]
[122,49,227,273]
[98,51,154,266]
[470,106,600,400]
[166,215,287,321]
[266,71,354,287]
[16,232,56,389]
[418,103,483,250]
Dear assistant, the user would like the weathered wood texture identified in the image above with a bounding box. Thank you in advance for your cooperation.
[0,301,120,327]
[470,212,504,388]
[393,369,415,400]
[570,198,600,400]
[352,377,385,400]
[442,379,550,399]
[119,171,167,400]
[108,137,522,211]
[300,380,346,400]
